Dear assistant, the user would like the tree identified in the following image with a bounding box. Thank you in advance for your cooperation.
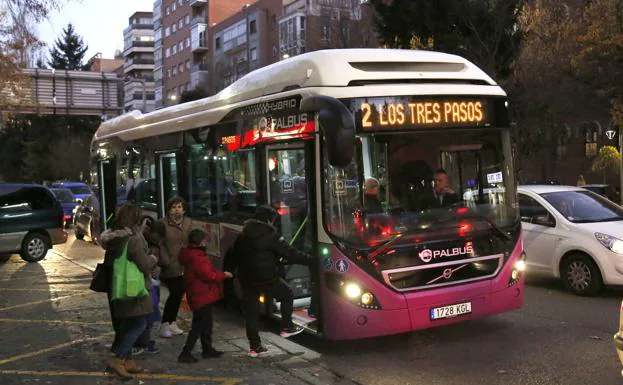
[592,145,621,182]
[368,0,523,80]
[572,0,623,128]
[0,0,63,119]
[47,23,89,70]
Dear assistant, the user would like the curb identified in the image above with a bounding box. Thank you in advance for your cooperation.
[51,247,359,385]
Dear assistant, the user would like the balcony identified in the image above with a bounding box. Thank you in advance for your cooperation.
[191,35,208,52]
[190,63,208,89]
[189,0,207,7]
[123,40,155,55]
[124,58,155,72]
[123,23,154,35]
[191,15,207,26]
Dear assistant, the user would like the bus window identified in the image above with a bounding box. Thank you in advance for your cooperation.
[267,147,310,251]
[187,144,257,219]
[160,153,178,211]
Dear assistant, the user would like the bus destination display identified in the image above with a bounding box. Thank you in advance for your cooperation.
[356,97,494,131]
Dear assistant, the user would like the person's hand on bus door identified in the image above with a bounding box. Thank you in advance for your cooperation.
[224,271,234,279]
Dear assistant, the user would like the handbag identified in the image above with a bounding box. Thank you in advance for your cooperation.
[89,263,109,293]
[111,240,149,301]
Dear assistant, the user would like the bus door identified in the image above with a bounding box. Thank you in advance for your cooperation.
[265,143,317,328]
[156,152,181,218]
[97,158,117,231]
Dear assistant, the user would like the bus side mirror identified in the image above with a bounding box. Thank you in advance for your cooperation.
[300,96,355,168]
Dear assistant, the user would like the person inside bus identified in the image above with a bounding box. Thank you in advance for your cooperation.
[227,205,312,357]
[363,177,383,214]
[433,169,459,207]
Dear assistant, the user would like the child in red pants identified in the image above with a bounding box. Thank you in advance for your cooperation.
[178,229,233,363]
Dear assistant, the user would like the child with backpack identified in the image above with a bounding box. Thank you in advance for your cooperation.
[177,228,233,363]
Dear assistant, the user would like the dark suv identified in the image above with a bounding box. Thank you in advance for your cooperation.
[0,183,67,262]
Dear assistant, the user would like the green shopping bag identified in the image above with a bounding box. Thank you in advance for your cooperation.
[111,240,149,301]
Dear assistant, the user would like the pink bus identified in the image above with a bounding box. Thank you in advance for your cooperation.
[92,49,525,340]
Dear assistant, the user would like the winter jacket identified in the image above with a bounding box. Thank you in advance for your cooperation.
[179,245,228,310]
[227,219,311,289]
[159,216,199,278]
[100,227,156,319]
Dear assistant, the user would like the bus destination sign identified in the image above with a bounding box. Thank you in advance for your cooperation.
[354,97,495,131]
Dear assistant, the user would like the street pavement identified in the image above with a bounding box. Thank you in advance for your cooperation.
[0,234,356,385]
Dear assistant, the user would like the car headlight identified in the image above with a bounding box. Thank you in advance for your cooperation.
[595,233,623,255]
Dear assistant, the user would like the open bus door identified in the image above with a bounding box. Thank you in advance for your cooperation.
[156,152,182,218]
[97,158,117,231]
[265,142,319,333]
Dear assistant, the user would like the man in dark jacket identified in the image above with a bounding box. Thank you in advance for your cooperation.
[227,205,311,357]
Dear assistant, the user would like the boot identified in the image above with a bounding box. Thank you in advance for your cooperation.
[202,346,224,358]
[106,357,132,379]
[124,358,144,374]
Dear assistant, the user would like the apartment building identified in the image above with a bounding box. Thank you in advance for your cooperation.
[278,0,377,60]
[153,0,251,108]
[123,11,156,113]
[209,0,282,94]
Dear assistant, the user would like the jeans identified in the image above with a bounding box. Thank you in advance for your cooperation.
[161,276,184,324]
[242,278,293,348]
[182,304,213,354]
[116,316,148,359]
[106,291,121,351]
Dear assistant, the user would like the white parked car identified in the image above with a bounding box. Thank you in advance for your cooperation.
[518,185,623,295]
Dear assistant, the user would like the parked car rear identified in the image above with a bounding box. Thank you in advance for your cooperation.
[50,187,77,227]
[0,183,67,262]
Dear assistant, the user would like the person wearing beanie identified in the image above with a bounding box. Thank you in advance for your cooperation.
[227,205,312,357]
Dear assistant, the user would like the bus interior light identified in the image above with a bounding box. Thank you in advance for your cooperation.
[259,294,265,304]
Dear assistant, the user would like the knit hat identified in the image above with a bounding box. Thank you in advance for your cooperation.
[255,205,278,223]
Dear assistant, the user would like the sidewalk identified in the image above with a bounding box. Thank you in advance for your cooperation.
[51,236,357,385]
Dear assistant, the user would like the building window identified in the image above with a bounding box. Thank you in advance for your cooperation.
[185,14,190,24]
[215,37,221,50]
[178,19,183,29]
[165,47,170,57]
[172,23,177,33]
[585,126,598,158]
[249,20,257,34]
[172,45,177,55]
[321,25,330,41]
[178,63,183,73]
[250,47,257,61]
[165,27,170,37]
[186,60,191,70]
[185,37,190,47]
[172,2,176,12]
[167,68,171,78]
[173,66,178,75]
[178,41,183,51]
[166,5,170,15]
[178,0,182,5]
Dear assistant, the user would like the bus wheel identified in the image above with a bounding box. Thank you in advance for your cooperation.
[561,253,602,296]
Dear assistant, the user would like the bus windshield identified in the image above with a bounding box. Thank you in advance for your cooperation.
[323,129,519,249]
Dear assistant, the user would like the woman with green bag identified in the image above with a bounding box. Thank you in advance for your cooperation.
[100,203,157,379]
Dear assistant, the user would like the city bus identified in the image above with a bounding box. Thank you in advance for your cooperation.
[91,49,525,340]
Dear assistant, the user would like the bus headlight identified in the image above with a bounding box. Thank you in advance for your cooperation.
[508,252,527,287]
[325,273,382,310]
[344,283,362,298]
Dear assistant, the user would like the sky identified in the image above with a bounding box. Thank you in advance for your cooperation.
[38,0,155,62]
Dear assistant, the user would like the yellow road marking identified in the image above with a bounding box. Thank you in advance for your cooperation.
[0,332,114,366]
[0,292,94,311]
[0,370,243,384]
[0,318,109,325]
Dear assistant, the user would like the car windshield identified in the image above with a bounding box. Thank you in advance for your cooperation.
[52,189,74,203]
[323,129,519,249]
[68,186,91,195]
[541,190,623,223]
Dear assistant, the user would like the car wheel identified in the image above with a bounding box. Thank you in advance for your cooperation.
[20,233,50,263]
[561,253,603,296]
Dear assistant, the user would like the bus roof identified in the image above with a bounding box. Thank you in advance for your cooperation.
[94,48,501,142]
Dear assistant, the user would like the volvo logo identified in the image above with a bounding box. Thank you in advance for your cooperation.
[443,268,453,279]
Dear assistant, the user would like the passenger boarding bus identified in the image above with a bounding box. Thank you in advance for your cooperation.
[91,49,525,340]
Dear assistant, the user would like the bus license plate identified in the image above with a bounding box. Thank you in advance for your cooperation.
[430,302,472,320]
